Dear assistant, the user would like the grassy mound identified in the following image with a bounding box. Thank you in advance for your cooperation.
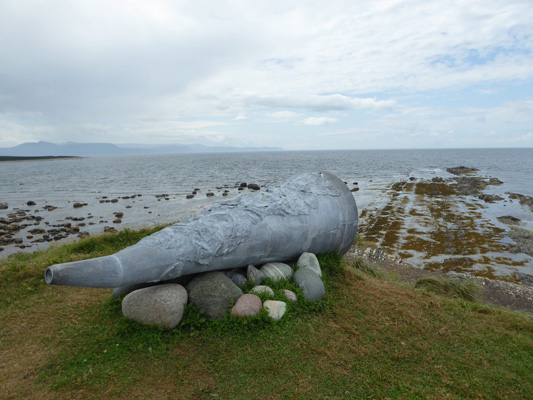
[1,229,533,399]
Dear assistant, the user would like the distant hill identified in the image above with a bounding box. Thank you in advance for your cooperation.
[0,141,283,157]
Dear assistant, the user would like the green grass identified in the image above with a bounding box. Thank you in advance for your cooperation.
[415,276,480,302]
[0,226,166,307]
[1,229,533,399]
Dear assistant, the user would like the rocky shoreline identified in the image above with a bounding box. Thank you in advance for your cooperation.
[0,181,268,257]
[2,166,533,306]
[357,166,533,287]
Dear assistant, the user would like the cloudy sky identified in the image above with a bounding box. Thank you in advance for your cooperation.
[1,0,532,150]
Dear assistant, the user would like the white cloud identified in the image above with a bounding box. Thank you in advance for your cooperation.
[265,111,302,119]
[0,0,532,148]
[303,117,338,126]
[253,94,397,112]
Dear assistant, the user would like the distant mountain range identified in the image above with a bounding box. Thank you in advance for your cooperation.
[0,141,283,157]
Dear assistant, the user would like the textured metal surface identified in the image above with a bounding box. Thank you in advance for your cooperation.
[44,172,358,288]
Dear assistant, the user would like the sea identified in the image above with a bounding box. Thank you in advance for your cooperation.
[1,148,533,260]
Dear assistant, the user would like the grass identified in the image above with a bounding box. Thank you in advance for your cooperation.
[1,229,533,399]
[414,276,479,302]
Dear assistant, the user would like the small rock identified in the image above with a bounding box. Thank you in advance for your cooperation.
[281,289,297,302]
[231,294,262,318]
[263,300,286,321]
[27,201,36,206]
[293,268,325,301]
[122,284,188,330]
[73,202,86,208]
[0,203,8,210]
[247,264,264,284]
[227,271,247,287]
[297,252,322,277]
[497,215,521,225]
[247,183,260,190]
[260,262,293,281]
[186,194,194,199]
[206,192,215,197]
[250,285,275,297]
[113,219,122,224]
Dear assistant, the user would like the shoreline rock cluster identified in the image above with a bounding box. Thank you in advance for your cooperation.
[120,252,325,329]
[359,165,533,286]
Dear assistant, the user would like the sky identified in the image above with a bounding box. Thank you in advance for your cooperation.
[0,0,532,150]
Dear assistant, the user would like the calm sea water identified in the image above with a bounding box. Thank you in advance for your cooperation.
[1,148,532,258]
[2,148,532,198]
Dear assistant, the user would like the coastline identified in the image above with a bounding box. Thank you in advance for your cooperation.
[0,155,82,163]
[2,166,533,289]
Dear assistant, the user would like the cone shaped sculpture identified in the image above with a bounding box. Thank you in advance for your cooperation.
[44,172,358,288]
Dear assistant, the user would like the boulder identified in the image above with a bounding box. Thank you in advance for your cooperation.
[293,268,325,301]
[247,264,264,284]
[297,252,322,277]
[122,283,188,329]
[231,294,262,318]
[187,272,243,320]
[260,262,293,281]
[263,300,286,321]
[113,282,156,299]
[250,285,275,298]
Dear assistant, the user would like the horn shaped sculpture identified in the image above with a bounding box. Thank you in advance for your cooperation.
[44,172,358,288]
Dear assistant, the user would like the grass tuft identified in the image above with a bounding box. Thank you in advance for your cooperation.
[348,257,381,277]
[414,276,479,302]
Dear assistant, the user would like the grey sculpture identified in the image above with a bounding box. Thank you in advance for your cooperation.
[44,172,358,288]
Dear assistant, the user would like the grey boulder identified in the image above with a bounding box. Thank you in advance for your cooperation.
[297,252,322,277]
[113,282,156,299]
[231,294,262,318]
[293,268,325,301]
[260,262,293,281]
[187,272,244,320]
[122,283,188,329]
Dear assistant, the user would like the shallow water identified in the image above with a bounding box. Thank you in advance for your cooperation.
[1,148,532,274]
